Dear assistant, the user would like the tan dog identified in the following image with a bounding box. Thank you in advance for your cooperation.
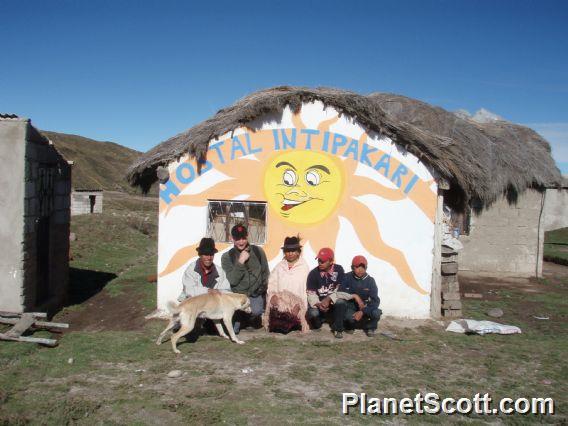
[156,292,251,354]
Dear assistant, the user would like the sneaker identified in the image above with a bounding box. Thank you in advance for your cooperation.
[344,329,355,335]
[311,327,322,332]
[335,331,344,339]
[365,329,376,337]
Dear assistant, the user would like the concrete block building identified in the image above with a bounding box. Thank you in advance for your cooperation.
[0,114,72,313]
[71,189,103,215]
[127,87,562,318]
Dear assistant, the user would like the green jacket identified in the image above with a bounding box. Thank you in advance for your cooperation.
[221,245,269,297]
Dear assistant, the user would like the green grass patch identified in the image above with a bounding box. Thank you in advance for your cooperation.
[544,227,568,264]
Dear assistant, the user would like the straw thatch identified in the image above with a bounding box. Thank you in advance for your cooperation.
[127,86,562,207]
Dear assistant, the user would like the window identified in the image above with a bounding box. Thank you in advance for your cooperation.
[206,200,267,244]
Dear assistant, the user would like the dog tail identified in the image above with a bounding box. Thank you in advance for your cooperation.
[167,300,181,315]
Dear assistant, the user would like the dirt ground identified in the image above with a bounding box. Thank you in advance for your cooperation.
[59,262,566,340]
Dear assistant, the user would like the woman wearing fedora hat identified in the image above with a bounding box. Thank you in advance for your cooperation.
[262,236,310,334]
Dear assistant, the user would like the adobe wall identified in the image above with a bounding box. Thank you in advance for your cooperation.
[156,101,438,318]
[459,189,545,277]
[0,120,27,312]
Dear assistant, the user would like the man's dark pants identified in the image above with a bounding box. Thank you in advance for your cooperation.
[307,305,332,329]
[233,294,265,333]
[333,299,381,332]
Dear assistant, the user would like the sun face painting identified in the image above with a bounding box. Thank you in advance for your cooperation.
[264,150,345,225]
[156,101,438,318]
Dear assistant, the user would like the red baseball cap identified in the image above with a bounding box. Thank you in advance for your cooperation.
[351,255,368,268]
[316,248,334,262]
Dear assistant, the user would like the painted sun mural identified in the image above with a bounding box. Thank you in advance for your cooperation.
[157,102,437,314]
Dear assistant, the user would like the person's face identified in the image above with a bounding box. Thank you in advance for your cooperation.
[284,249,300,263]
[199,253,214,268]
[233,236,249,251]
[317,258,333,271]
[352,264,366,278]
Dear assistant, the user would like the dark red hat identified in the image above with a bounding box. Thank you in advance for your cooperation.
[315,247,334,262]
[351,255,368,268]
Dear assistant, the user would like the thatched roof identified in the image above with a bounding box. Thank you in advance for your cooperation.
[127,86,562,207]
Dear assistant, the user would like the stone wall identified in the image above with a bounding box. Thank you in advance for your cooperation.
[0,119,27,312]
[544,186,568,231]
[459,189,546,277]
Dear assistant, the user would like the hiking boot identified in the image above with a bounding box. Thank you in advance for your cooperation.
[335,331,344,339]
[365,329,376,337]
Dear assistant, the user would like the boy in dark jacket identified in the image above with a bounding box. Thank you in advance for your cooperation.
[333,255,381,338]
[306,247,345,330]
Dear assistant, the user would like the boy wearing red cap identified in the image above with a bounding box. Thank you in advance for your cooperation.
[306,247,345,331]
[333,255,381,338]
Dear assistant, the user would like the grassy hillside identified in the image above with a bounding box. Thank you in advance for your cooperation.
[41,130,157,195]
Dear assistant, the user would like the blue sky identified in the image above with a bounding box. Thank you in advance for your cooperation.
[1,0,567,173]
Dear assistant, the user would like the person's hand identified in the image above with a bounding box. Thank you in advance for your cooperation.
[238,249,250,264]
[353,311,364,321]
[319,297,332,312]
[352,295,365,310]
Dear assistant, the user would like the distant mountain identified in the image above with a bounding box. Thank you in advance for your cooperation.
[41,130,156,195]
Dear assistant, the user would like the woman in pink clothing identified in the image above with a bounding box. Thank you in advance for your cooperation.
[263,236,310,333]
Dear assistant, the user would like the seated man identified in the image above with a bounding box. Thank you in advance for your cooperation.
[334,255,382,339]
[221,224,269,333]
[306,247,345,331]
[176,237,230,335]
[178,237,230,301]
[263,236,310,334]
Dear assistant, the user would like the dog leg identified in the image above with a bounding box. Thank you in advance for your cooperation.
[170,313,197,354]
[223,315,245,344]
[156,318,177,345]
[213,320,230,340]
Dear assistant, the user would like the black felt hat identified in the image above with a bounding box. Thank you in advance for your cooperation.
[196,238,218,255]
[281,236,302,251]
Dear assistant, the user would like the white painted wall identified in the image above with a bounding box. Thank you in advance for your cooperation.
[156,102,438,318]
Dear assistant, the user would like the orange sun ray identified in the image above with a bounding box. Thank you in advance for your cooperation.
[292,111,306,130]
[338,203,428,295]
[317,115,339,132]
[303,217,340,256]
[263,215,294,262]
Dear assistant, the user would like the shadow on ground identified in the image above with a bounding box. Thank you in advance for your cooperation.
[66,267,117,306]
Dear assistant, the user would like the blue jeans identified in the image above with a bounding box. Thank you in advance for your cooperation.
[233,295,265,333]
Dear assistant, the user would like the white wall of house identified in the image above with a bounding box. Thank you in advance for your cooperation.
[155,102,438,318]
[459,189,546,277]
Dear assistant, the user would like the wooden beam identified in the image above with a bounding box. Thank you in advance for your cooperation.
[6,314,36,337]
[0,311,47,318]
[0,333,58,347]
[0,317,69,329]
